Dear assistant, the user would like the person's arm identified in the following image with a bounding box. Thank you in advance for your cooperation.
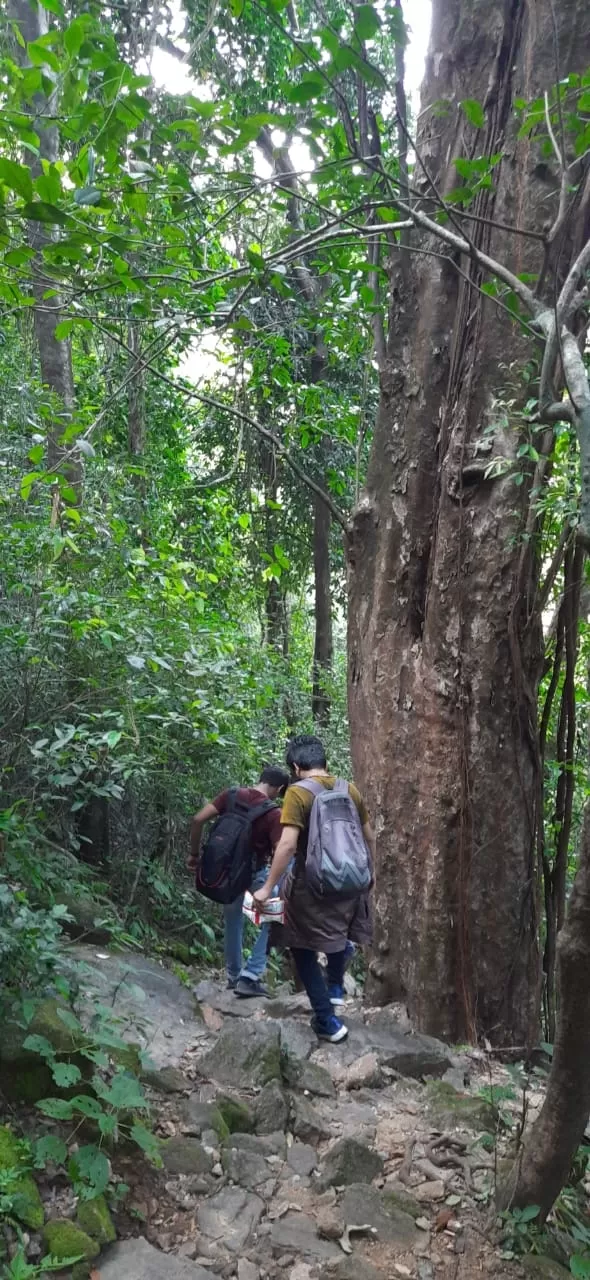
[187,801,219,869]
[253,825,299,904]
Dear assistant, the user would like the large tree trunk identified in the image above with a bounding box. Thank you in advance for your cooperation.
[10,0,79,497]
[348,0,589,1045]
[312,494,333,725]
[498,798,590,1216]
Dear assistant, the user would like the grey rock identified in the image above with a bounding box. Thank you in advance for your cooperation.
[287,1142,317,1177]
[340,1183,423,1249]
[279,1021,316,1062]
[195,980,263,1018]
[522,1259,571,1280]
[224,1131,287,1158]
[318,1139,383,1190]
[198,1187,265,1252]
[221,1144,270,1190]
[265,994,310,1019]
[319,1260,381,1280]
[238,1262,259,1280]
[142,1065,189,1094]
[350,1012,452,1079]
[270,1212,340,1260]
[254,1080,290,1135]
[290,1095,331,1144]
[283,1056,336,1098]
[99,1238,212,1280]
[161,1137,214,1175]
[196,1022,282,1089]
[182,1098,230,1140]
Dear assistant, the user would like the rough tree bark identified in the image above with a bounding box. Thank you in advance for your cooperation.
[348,0,590,1045]
[10,0,79,497]
[312,492,333,725]
[499,797,590,1216]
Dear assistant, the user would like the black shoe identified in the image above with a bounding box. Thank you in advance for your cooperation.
[226,977,237,990]
[234,976,269,998]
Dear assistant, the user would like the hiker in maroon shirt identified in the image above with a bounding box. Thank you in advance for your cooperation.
[188,766,288,997]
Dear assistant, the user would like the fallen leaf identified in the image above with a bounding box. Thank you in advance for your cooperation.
[201,1004,224,1032]
[435,1208,454,1233]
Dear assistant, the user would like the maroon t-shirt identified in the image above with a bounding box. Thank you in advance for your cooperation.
[212,788,281,871]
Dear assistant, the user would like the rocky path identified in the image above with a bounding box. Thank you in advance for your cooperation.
[8,945,563,1280]
[55,944,561,1280]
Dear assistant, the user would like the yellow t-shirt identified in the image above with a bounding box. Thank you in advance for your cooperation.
[281,775,369,831]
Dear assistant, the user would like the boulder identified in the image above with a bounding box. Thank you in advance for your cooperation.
[383,1183,425,1221]
[270,1211,340,1260]
[344,1053,383,1091]
[0,997,87,1103]
[0,1126,44,1229]
[340,1183,424,1249]
[265,994,311,1019]
[181,1097,230,1141]
[160,1137,214,1175]
[521,1260,571,1280]
[282,1056,336,1098]
[347,1012,452,1079]
[290,1094,331,1144]
[320,1259,382,1280]
[197,1187,265,1252]
[76,1193,116,1245]
[196,1021,282,1088]
[221,1142,271,1190]
[287,1142,317,1177]
[142,1066,190,1095]
[317,1139,384,1189]
[99,1238,213,1280]
[424,1081,497,1132]
[42,1219,99,1264]
[216,1094,255,1134]
[254,1080,290,1135]
[279,1020,317,1062]
[195,979,262,1018]
[57,893,115,943]
[223,1131,287,1158]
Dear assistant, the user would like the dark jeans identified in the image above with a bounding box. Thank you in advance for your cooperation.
[291,947,346,1025]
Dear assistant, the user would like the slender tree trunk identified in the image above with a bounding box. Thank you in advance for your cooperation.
[498,798,590,1216]
[348,0,590,1045]
[127,320,146,457]
[10,0,79,497]
[312,494,333,725]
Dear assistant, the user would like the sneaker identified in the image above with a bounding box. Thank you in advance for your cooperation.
[226,977,238,990]
[328,984,345,1006]
[311,1015,348,1043]
[234,976,269,999]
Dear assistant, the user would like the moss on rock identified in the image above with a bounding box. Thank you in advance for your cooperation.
[0,1126,44,1229]
[215,1095,255,1134]
[0,998,91,1102]
[425,1081,497,1132]
[42,1218,100,1263]
[76,1194,116,1245]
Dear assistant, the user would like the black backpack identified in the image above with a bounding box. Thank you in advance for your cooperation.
[195,789,277,905]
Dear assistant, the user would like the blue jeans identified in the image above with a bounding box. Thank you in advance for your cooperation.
[291,947,347,1024]
[223,866,271,983]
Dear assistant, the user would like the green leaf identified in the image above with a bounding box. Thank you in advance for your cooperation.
[105,730,122,748]
[22,201,69,226]
[287,75,325,105]
[0,158,33,202]
[230,0,245,14]
[20,471,47,499]
[68,1144,110,1196]
[69,1095,104,1119]
[51,1062,82,1088]
[34,1135,67,1168]
[354,5,381,40]
[27,40,60,72]
[92,1070,147,1110]
[73,186,102,206]
[571,1258,590,1278]
[461,99,486,128]
[54,320,74,341]
[126,654,145,670]
[64,16,89,56]
[23,1034,55,1060]
[130,1122,162,1163]
[518,1204,540,1223]
[35,1098,75,1119]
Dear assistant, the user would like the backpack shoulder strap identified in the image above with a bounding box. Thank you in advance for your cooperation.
[226,788,239,813]
[297,779,325,796]
[334,778,350,794]
[246,798,277,822]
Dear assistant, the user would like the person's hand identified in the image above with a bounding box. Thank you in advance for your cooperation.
[253,883,272,907]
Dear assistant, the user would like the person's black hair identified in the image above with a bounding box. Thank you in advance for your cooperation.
[259,765,290,792]
[285,734,327,772]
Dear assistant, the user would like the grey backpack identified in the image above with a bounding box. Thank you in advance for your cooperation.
[298,778,372,898]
